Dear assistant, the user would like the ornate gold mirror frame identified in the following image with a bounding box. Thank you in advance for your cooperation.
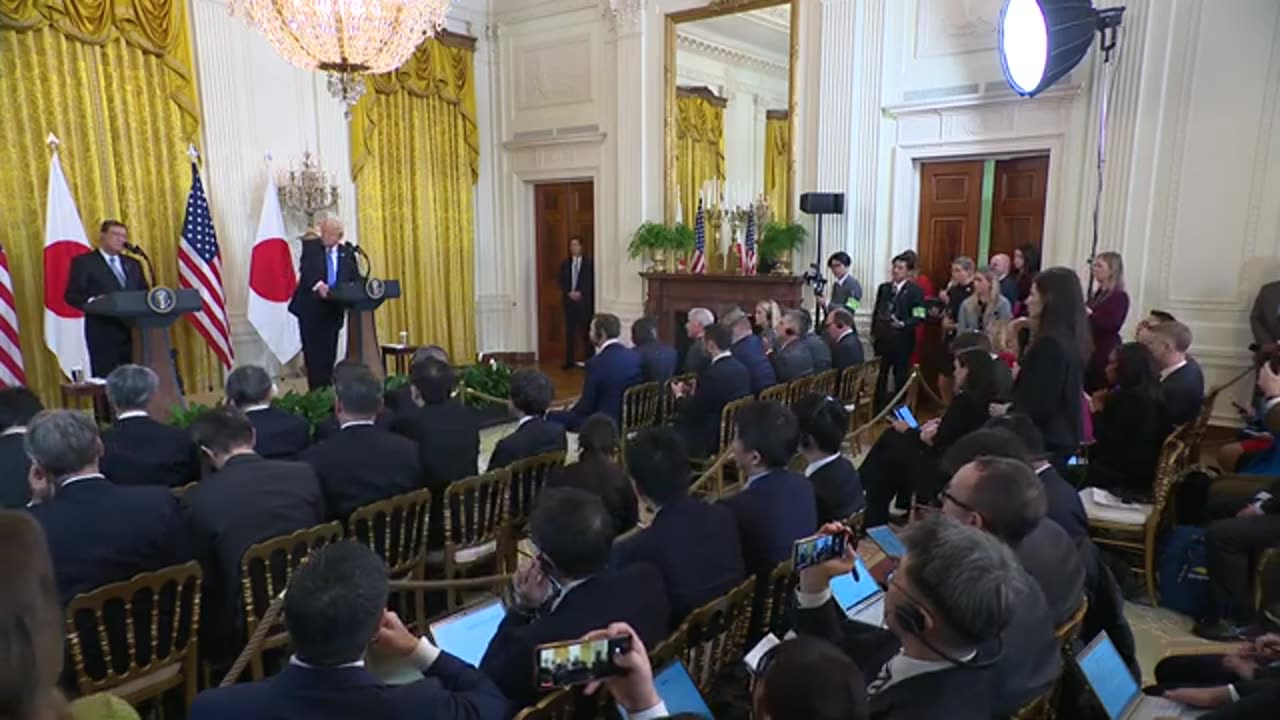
[663,0,799,227]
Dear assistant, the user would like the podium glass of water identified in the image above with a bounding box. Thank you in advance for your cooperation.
[71,367,84,383]
[398,330,409,346]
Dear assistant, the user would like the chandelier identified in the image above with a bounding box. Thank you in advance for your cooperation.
[277,152,339,225]
[230,0,451,115]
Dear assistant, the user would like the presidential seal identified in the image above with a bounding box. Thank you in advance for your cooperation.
[365,277,386,300]
[147,286,177,314]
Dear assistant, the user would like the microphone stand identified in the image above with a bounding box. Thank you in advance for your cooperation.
[126,244,157,288]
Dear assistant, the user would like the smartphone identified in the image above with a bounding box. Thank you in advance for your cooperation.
[1067,455,1084,466]
[893,406,919,429]
[792,531,848,571]
[534,634,632,689]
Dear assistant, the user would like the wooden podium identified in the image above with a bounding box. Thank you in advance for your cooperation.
[641,272,805,344]
[330,280,401,380]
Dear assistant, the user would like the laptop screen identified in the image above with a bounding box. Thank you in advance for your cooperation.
[830,556,881,612]
[866,525,906,559]
[1077,632,1140,720]
[429,599,505,667]
[654,661,713,718]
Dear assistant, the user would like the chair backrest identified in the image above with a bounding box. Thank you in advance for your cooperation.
[507,450,567,528]
[787,375,821,407]
[64,561,202,705]
[1182,383,1223,452]
[717,396,756,455]
[678,575,756,694]
[1010,688,1054,720]
[757,560,797,640]
[443,468,512,550]
[512,686,614,720]
[837,361,875,408]
[1145,432,1190,540]
[240,521,344,643]
[758,383,789,406]
[1055,598,1089,650]
[622,381,663,439]
[810,368,841,398]
[348,488,433,577]
[170,481,198,500]
[663,373,696,423]
[845,508,866,536]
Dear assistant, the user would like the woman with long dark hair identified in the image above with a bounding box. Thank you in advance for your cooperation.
[1013,243,1042,316]
[1085,252,1131,392]
[1085,342,1167,501]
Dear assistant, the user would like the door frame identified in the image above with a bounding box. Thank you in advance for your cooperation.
[519,172,598,363]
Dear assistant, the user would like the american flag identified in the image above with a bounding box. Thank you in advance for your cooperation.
[178,163,233,370]
[0,244,26,387]
[690,198,707,274]
[743,208,758,276]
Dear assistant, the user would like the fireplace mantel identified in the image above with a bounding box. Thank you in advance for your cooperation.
[641,272,805,344]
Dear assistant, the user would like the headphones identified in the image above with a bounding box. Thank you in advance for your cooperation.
[891,591,1003,669]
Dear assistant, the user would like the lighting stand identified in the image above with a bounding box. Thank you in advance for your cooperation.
[1087,7,1126,297]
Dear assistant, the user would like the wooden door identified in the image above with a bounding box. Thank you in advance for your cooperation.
[990,155,1049,261]
[917,160,984,290]
[535,181,595,364]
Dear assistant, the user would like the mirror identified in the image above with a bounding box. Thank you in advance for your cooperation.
[665,0,796,273]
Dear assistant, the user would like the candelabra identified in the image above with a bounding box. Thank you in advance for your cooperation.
[277,152,339,226]
[705,204,725,273]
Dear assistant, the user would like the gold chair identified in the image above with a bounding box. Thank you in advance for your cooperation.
[436,469,512,609]
[1180,381,1225,456]
[756,560,797,641]
[1010,689,1055,720]
[758,383,789,406]
[677,575,756,695]
[507,451,567,534]
[1257,548,1280,625]
[348,488,433,625]
[1055,598,1089,648]
[64,561,202,710]
[622,381,663,441]
[845,508,866,536]
[837,362,877,454]
[511,686,614,720]
[239,521,344,680]
[170,481,198,500]
[662,373,696,425]
[810,368,841,398]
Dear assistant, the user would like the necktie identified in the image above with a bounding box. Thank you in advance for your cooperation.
[572,258,580,292]
[327,249,337,286]
[109,255,126,287]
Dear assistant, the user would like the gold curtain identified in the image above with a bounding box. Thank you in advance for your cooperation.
[764,112,791,223]
[676,89,726,228]
[350,35,479,362]
[0,0,211,405]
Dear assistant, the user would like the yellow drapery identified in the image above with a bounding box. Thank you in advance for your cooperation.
[764,112,791,223]
[349,34,479,362]
[676,88,726,228]
[0,0,210,405]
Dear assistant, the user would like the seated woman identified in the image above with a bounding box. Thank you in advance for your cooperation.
[546,413,638,534]
[754,299,781,352]
[859,349,1002,525]
[1084,342,1168,501]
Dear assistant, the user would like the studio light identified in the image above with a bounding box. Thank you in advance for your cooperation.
[998,0,1124,97]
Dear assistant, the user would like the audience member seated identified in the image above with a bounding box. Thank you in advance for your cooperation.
[824,307,865,370]
[487,369,567,471]
[794,516,1032,720]
[755,299,782,351]
[771,309,816,382]
[226,364,311,460]
[99,364,199,487]
[794,394,864,523]
[384,345,449,416]
[800,309,834,373]
[549,313,643,431]
[951,331,1014,399]
[479,487,669,707]
[184,407,325,660]
[1134,308,1177,341]
[1085,342,1169,501]
[860,349,998,525]
[614,427,744,626]
[978,418,1089,540]
[0,387,42,509]
[596,621,869,720]
[672,323,752,458]
[957,265,1012,335]
[1152,633,1280,719]
[26,410,191,605]
[683,307,715,375]
[721,400,817,573]
[631,317,677,383]
[313,361,399,441]
[1140,319,1205,428]
[300,364,423,522]
[189,541,510,720]
[725,307,777,393]
[548,414,638,535]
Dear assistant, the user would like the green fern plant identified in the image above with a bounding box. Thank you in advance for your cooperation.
[168,402,213,429]
[627,222,694,259]
[272,387,335,429]
[758,221,808,262]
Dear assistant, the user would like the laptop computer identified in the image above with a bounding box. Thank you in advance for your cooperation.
[428,598,506,667]
[866,524,906,559]
[1077,632,1204,719]
[653,660,713,718]
[830,556,885,626]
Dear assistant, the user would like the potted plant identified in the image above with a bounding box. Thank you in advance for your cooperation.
[758,221,808,274]
[628,222,694,272]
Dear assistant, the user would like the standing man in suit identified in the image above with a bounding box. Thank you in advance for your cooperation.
[672,324,752,458]
[225,364,311,459]
[871,252,925,410]
[0,388,42,509]
[184,407,325,661]
[992,253,1019,307]
[682,307,715,374]
[189,541,511,720]
[487,369,567,471]
[289,218,359,390]
[1140,320,1205,427]
[100,365,199,487]
[559,237,594,369]
[549,314,643,431]
[631,317,677,383]
[479,487,670,707]
[772,310,816,382]
[825,251,863,314]
[725,307,777,393]
[825,307,865,370]
[25,410,191,605]
[64,220,149,377]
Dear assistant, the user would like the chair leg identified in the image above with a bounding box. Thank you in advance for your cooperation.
[1144,545,1159,607]
[250,651,265,682]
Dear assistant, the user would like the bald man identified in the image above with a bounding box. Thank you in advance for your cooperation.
[991,253,1019,307]
[288,217,360,389]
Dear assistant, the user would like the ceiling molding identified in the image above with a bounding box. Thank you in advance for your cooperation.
[675,32,789,77]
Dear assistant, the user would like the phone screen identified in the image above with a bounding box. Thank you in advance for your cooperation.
[793,531,848,571]
[535,634,632,689]
[1067,455,1083,466]
[894,406,919,429]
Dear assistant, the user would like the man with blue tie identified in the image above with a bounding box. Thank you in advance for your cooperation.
[289,218,359,390]
[64,220,149,377]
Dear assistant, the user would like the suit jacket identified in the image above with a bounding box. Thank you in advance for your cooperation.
[990,570,1062,717]
[828,275,863,313]
[676,355,752,458]
[1011,334,1084,455]
[63,250,148,374]
[300,423,423,522]
[567,342,643,426]
[188,655,511,720]
[487,417,567,471]
[804,332,834,372]
[479,564,670,707]
[245,406,311,460]
[184,454,325,654]
[832,330,865,370]
[999,274,1020,308]
[0,432,31,509]
[100,415,200,488]
[391,400,481,549]
[1037,464,1089,540]
[558,256,595,313]
[29,476,191,605]
[1159,359,1205,428]
[288,240,359,324]
[871,281,925,355]
[612,496,745,626]
[731,333,777,394]
[931,392,991,455]
[314,408,396,442]
[683,339,710,375]
[807,456,865,524]
[1251,281,1280,347]
[547,454,638,534]
[635,340,678,383]
[1016,519,1086,628]
[771,338,815,383]
[720,469,817,574]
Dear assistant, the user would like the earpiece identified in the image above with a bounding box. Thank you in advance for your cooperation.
[891,602,1002,669]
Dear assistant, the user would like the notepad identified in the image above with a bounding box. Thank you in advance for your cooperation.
[653,661,713,718]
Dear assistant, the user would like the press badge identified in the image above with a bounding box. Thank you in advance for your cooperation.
[911,307,927,319]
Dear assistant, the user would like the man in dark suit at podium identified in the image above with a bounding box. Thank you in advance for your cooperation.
[64,220,149,378]
[559,237,594,369]
[289,218,359,390]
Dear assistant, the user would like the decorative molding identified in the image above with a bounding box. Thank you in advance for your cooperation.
[502,131,608,152]
[914,0,1002,58]
[600,0,647,34]
[676,30,789,76]
[515,36,595,110]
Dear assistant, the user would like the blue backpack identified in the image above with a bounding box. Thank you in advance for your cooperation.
[1158,525,1212,617]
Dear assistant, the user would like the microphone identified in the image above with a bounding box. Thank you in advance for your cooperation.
[124,242,148,256]
[123,243,157,288]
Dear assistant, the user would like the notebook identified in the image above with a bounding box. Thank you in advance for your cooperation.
[653,660,713,718]
[830,556,885,625]
[428,599,505,667]
[1077,632,1203,719]
[866,525,906,559]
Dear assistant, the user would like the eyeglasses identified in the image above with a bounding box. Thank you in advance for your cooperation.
[937,488,977,513]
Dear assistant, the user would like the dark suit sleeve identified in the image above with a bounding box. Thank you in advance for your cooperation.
[571,362,602,417]
[900,284,926,329]
[795,597,900,678]
[478,609,537,706]
[422,652,513,720]
[582,259,595,300]
[158,494,194,567]
[487,439,512,472]
[64,256,91,310]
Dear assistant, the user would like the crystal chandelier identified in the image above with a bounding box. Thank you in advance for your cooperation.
[277,152,339,225]
[230,0,452,116]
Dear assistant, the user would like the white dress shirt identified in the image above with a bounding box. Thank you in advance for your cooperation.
[804,453,842,477]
